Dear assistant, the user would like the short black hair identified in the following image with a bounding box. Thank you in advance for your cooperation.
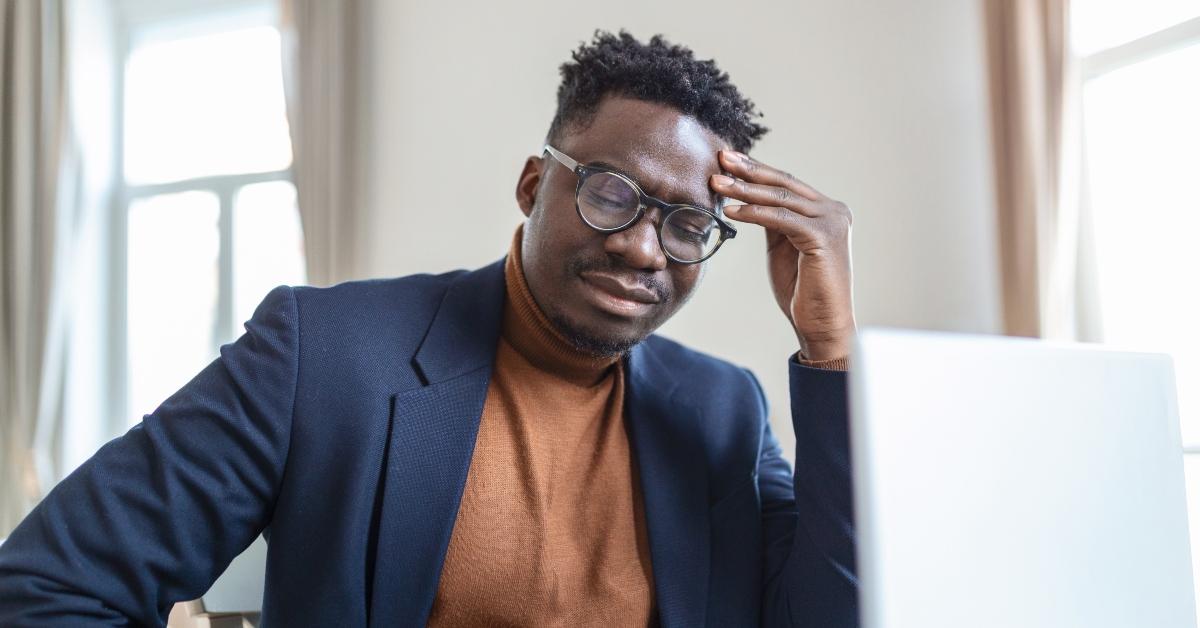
[547,30,768,153]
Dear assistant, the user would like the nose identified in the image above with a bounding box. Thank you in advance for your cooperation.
[603,211,668,271]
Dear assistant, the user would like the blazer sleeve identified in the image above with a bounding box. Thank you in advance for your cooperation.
[755,356,859,627]
[0,285,300,626]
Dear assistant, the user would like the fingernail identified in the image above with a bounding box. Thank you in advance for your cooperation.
[712,174,734,186]
[725,150,748,162]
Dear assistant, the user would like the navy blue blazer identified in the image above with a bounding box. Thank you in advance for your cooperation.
[0,257,858,627]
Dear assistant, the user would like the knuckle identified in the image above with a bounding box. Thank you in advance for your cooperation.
[837,202,853,225]
[822,212,848,233]
[772,186,792,204]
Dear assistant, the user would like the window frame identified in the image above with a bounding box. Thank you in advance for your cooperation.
[109,0,294,437]
[1081,15,1200,80]
[1076,12,1200,459]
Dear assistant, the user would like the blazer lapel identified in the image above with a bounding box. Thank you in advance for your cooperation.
[625,342,712,628]
[367,259,714,627]
[368,259,506,627]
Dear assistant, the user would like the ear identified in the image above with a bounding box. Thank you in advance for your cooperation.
[515,155,544,218]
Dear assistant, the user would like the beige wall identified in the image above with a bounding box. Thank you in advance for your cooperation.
[353,0,1001,459]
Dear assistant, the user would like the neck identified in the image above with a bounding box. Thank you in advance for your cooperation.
[502,225,620,387]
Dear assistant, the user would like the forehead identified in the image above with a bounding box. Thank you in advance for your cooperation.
[558,95,731,206]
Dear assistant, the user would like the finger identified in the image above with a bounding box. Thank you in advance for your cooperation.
[719,150,823,200]
[721,203,822,242]
[710,174,822,218]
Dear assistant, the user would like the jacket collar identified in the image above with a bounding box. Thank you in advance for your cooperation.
[411,258,507,385]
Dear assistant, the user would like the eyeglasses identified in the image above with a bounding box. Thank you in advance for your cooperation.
[542,144,736,264]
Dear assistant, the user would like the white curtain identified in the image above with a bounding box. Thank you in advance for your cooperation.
[1,0,67,536]
[279,0,361,287]
[983,0,1100,341]
[1,0,114,538]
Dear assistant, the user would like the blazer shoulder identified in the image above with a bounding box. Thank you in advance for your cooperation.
[270,268,471,359]
[294,268,465,306]
[291,268,464,321]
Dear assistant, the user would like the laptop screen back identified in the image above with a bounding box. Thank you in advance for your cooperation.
[849,328,1196,628]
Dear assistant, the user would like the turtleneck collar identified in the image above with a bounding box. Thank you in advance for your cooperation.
[502,225,621,387]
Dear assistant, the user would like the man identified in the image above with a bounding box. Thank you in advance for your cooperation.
[0,31,858,626]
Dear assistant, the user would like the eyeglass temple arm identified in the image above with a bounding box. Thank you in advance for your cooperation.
[542,144,579,171]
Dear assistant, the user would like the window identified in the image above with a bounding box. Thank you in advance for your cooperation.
[1071,0,1200,605]
[116,1,306,428]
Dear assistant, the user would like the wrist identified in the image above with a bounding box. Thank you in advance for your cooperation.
[797,331,854,362]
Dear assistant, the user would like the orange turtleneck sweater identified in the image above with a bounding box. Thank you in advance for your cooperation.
[426,225,848,626]
[426,226,657,626]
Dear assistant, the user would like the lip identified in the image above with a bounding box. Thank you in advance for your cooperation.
[578,271,660,317]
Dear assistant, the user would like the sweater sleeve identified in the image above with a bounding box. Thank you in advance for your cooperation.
[0,286,300,626]
[757,355,858,627]
[794,350,850,372]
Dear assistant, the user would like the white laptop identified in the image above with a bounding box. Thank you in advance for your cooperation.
[849,328,1197,628]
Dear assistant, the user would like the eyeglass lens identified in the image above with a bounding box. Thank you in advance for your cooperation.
[577,171,721,262]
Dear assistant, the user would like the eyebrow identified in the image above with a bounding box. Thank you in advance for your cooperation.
[588,159,721,210]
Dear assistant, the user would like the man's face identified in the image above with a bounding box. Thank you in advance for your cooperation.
[515,95,731,356]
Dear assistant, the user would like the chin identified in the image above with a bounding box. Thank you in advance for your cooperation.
[548,309,648,357]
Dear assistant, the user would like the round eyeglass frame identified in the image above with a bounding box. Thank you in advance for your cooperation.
[542,144,737,264]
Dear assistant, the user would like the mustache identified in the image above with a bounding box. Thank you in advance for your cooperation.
[567,256,672,305]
